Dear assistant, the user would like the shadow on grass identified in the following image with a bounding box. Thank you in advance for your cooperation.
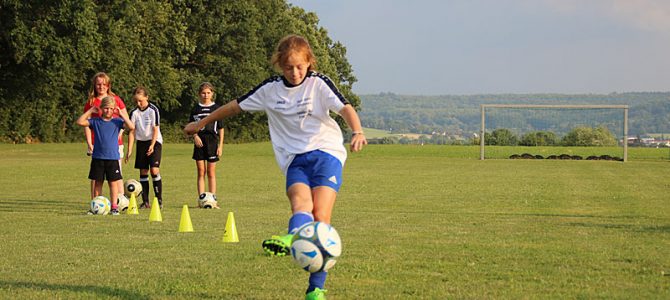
[0,199,82,213]
[0,281,149,299]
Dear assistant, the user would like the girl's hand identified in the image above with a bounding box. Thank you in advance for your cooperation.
[194,135,203,148]
[350,133,367,152]
[147,145,154,155]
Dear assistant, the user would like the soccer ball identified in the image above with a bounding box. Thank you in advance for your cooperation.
[117,194,129,211]
[124,179,142,197]
[90,196,110,215]
[290,222,342,273]
[198,192,218,209]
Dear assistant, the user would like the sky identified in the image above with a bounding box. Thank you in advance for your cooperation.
[288,0,670,95]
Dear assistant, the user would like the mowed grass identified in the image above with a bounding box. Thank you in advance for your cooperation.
[0,143,668,299]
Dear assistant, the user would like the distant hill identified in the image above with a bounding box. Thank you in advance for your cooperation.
[357,92,670,137]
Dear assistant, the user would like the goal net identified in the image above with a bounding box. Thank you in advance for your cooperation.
[480,104,629,162]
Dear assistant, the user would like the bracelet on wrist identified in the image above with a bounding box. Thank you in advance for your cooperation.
[352,131,364,136]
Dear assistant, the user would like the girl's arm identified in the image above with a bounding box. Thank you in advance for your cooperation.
[126,129,135,164]
[217,127,224,156]
[339,104,367,152]
[184,100,242,135]
[118,107,129,146]
[119,108,134,130]
[76,107,98,127]
[147,124,159,155]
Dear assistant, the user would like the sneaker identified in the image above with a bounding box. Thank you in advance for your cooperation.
[139,202,151,209]
[262,234,294,257]
[110,208,119,215]
[305,288,327,300]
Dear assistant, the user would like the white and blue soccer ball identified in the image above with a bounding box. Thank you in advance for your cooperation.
[198,192,218,209]
[90,196,111,215]
[124,179,142,197]
[290,222,342,273]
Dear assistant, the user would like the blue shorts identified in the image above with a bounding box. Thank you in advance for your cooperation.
[286,150,343,192]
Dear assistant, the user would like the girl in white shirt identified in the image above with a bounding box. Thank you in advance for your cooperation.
[184,34,366,300]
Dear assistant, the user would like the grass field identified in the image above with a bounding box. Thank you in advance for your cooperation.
[0,143,669,299]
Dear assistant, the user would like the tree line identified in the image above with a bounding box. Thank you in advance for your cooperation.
[0,0,358,143]
[359,92,670,137]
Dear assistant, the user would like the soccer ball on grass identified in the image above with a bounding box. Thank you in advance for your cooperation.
[290,222,342,273]
[90,196,111,215]
[124,179,142,197]
[198,192,219,209]
[117,194,129,211]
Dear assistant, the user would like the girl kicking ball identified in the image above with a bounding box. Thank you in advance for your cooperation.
[184,34,366,300]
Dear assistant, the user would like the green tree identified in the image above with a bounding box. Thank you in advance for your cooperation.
[561,126,616,146]
[520,131,559,146]
[0,0,359,143]
[487,128,518,146]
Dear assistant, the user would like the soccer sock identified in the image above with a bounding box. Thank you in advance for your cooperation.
[152,174,162,205]
[288,211,314,234]
[140,175,150,203]
[307,271,327,293]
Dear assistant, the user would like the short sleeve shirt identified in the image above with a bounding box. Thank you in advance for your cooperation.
[84,95,126,145]
[129,102,163,144]
[237,71,349,174]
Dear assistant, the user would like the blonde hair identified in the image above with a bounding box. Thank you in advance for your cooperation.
[271,34,317,72]
[87,72,117,105]
[100,96,116,109]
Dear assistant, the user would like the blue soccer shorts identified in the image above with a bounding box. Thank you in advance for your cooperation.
[286,150,343,192]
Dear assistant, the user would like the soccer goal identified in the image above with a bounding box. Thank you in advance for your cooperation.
[480,104,629,162]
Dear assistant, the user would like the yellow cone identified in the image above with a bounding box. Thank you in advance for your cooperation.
[179,205,194,232]
[222,212,239,242]
[149,197,162,222]
[127,193,139,215]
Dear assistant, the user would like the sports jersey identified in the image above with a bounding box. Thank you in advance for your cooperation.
[89,117,124,160]
[129,102,163,144]
[84,95,126,145]
[237,71,349,174]
[189,102,224,136]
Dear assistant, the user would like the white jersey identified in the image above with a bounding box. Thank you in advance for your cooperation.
[129,103,163,144]
[237,71,349,174]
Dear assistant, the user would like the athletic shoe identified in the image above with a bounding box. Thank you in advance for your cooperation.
[139,202,151,209]
[305,288,327,300]
[110,209,119,215]
[262,234,293,257]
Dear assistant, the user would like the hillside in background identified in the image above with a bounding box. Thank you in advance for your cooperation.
[358,92,670,138]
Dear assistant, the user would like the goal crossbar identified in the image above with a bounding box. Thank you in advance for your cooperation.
[480,104,629,161]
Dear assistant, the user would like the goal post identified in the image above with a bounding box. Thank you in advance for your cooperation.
[480,104,629,162]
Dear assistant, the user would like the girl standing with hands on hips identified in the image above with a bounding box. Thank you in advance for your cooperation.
[184,34,366,300]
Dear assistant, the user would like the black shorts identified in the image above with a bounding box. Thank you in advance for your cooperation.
[192,134,220,162]
[89,159,123,182]
[135,141,162,169]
